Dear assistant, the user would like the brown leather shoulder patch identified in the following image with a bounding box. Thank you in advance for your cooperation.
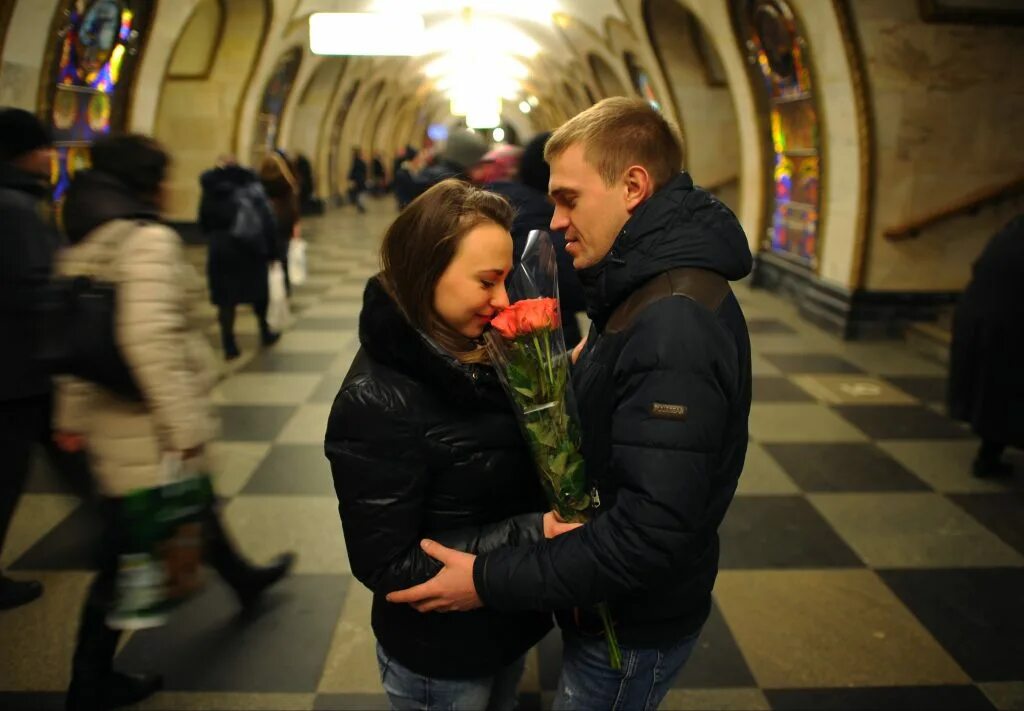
[606,267,730,334]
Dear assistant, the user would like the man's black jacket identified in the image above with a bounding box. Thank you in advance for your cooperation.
[473,172,753,647]
[0,164,59,402]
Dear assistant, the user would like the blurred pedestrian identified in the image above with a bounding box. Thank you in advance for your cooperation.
[259,150,300,293]
[199,155,281,360]
[347,147,368,213]
[0,107,98,611]
[57,134,295,710]
[949,214,1024,477]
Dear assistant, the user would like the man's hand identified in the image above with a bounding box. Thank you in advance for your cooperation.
[571,336,588,364]
[544,511,583,539]
[386,540,482,613]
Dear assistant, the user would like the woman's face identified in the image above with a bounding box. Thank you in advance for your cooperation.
[434,221,513,340]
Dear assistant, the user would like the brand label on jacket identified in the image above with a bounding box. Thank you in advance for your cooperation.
[650,402,687,421]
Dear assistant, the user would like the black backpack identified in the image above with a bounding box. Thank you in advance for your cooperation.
[229,182,275,256]
[38,222,142,400]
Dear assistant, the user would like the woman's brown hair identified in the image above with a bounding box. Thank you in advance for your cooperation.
[380,178,514,363]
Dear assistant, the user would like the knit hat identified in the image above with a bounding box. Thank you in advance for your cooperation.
[0,107,52,162]
[519,132,551,194]
[441,129,488,170]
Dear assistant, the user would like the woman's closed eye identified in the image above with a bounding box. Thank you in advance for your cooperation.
[480,279,496,289]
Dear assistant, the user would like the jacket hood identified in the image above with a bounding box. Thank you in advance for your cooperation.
[0,162,50,198]
[200,164,258,194]
[358,276,507,410]
[579,171,752,329]
[62,170,160,244]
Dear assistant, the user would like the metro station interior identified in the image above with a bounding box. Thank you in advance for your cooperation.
[0,0,1022,709]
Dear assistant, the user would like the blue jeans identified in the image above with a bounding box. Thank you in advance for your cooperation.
[376,642,526,710]
[553,630,700,710]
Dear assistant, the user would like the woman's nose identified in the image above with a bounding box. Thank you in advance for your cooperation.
[492,283,510,309]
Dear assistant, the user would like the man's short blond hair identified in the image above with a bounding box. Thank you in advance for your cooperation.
[545,97,683,191]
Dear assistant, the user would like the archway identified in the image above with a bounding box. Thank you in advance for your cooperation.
[588,53,629,97]
[643,0,743,211]
[153,0,271,220]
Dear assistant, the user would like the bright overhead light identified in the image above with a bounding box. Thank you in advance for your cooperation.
[467,109,501,129]
[309,13,424,56]
[492,127,505,142]
[372,0,561,25]
[518,100,531,113]
[422,18,541,58]
[527,95,539,107]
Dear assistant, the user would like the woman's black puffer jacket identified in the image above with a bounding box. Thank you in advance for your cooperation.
[324,276,552,679]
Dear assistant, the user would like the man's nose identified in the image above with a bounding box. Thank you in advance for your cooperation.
[550,205,570,231]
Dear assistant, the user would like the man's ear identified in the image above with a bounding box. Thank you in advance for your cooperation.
[623,165,653,213]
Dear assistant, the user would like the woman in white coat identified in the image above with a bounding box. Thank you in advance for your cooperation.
[55,134,294,711]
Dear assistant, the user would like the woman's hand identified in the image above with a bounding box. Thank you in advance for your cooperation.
[53,432,85,453]
[543,511,583,539]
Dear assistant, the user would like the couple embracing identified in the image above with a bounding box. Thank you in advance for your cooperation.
[325,97,753,711]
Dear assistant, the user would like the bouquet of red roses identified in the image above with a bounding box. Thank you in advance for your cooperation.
[484,230,622,669]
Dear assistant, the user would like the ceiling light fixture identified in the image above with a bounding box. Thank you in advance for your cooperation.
[309,13,424,56]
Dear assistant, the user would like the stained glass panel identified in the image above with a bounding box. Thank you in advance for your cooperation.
[252,47,303,167]
[740,0,821,266]
[624,52,662,111]
[47,0,151,203]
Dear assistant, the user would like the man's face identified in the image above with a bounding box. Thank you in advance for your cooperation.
[548,143,632,270]
[14,147,55,183]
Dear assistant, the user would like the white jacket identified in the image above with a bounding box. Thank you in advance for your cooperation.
[55,220,219,496]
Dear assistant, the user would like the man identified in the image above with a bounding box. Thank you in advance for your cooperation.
[0,108,72,609]
[347,147,368,213]
[389,97,753,709]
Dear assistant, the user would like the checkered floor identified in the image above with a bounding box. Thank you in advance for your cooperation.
[1,199,1022,711]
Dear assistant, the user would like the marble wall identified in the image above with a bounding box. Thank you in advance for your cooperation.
[153,0,268,221]
[0,0,60,109]
[852,0,1024,291]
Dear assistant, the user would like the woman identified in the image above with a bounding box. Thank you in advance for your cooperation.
[259,150,300,292]
[199,156,280,359]
[325,179,573,710]
[56,134,294,710]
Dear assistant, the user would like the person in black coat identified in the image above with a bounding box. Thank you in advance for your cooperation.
[486,132,587,346]
[387,99,753,710]
[0,108,65,610]
[199,159,280,359]
[347,147,368,213]
[325,180,569,709]
[948,214,1024,477]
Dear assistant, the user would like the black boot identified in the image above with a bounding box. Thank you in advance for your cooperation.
[204,510,295,608]
[973,440,1013,479]
[66,602,162,710]
[0,573,43,610]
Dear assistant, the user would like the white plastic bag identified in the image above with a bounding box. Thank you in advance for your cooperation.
[288,237,307,286]
[267,261,290,332]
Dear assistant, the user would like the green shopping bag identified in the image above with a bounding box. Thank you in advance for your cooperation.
[106,457,214,630]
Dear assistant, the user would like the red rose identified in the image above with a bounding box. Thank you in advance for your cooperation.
[515,298,559,334]
[490,298,560,339]
[490,308,521,339]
